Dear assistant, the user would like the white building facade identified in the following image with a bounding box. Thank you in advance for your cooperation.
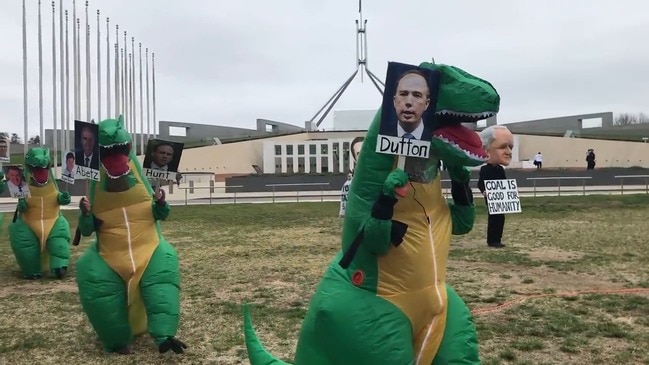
[263,138,361,174]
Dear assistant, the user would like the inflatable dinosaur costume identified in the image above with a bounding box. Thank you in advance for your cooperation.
[243,62,500,364]
[8,147,72,280]
[75,116,187,355]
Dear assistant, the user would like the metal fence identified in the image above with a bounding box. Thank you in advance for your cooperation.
[171,175,649,206]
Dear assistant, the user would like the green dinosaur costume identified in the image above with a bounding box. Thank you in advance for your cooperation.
[8,147,71,280]
[244,62,500,364]
[74,116,187,355]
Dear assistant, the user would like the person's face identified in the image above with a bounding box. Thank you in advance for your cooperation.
[7,169,21,185]
[81,129,95,155]
[393,73,430,132]
[153,145,174,166]
[486,129,514,166]
[352,141,363,163]
[66,157,74,169]
[0,142,8,157]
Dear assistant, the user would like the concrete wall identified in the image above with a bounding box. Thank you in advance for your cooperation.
[499,112,614,134]
[517,134,649,168]
[158,119,303,143]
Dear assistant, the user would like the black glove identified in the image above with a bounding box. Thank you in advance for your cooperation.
[371,193,398,220]
[158,337,188,354]
[390,220,408,247]
[451,180,473,206]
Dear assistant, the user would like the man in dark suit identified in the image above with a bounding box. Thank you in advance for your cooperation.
[477,125,513,248]
[393,69,431,141]
[75,124,99,170]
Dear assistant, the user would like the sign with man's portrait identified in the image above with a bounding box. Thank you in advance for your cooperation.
[61,150,76,184]
[74,120,100,181]
[0,133,10,162]
[142,139,184,181]
[376,61,441,159]
[3,165,30,198]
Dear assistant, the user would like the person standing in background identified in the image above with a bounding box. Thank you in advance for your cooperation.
[586,149,596,170]
[533,152,543,169]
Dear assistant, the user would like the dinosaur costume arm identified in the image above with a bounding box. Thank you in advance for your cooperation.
[58,191,72,205]
[152,189,170,221]
[446,165,475,235]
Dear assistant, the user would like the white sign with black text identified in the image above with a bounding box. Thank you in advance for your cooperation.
[484,179,522,214]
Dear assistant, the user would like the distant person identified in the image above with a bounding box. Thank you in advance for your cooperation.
[393,69,430,140]
[478,125,513,248]
[533,152,543,169]
[0,137,9,161]
[76,125,99,169]
[63,152,75,179]
[586,149,596,170]
[150,142,175,171]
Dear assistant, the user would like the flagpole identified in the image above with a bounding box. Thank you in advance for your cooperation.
[123,30,126,120]
[120,47,124,120]
[76,17,81,119]
[22,0,29,155]
[129,52,135,152]
[65,10,70,152]
[38,0,43,147]
[96,9,101,121]
[59,0,64,153]
[85,0,91,122]
[72,0,77,120]
[139,42,144,150]
[152,52,156,138]
[106,17,111,118]
[51,1,58,168]
[145,47,150,139]
[131,36,137,153]
[115,24,119,117]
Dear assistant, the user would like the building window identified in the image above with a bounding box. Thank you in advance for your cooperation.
[274,157,282,174]
[309,156,317,172]
[286,144,294,155]
[321,144,328,154]
[309,144,316,155]
[321,156,328,173]
[275,145,281,155]
[332,142,340,173]
[298,144,304,155]
[298,157,305,173]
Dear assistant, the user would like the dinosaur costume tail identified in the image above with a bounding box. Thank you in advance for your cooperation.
[243,305,291,365]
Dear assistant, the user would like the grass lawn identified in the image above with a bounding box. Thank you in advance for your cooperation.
[0,195,648,364]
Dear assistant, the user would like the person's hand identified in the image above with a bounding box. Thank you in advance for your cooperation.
[79,197,91,216]
[154,186,166,204]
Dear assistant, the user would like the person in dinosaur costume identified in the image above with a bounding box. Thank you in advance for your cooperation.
[7,147,72,280]
[243,62,500,365]
[74,116,187,355]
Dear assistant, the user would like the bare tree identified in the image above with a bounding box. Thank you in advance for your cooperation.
[28,135,41,144]
[615,112,649,125]
[10,133,21,144]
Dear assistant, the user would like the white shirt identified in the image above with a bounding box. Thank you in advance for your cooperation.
[534,153,543,162]
[397,120,424,140]
[151,162,168,171]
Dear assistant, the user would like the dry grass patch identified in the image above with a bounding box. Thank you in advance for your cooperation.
[0,195,648,364]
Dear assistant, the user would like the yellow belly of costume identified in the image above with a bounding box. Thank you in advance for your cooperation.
[377,176,452,363]
[22,184,60,253]
[95,200,160,335]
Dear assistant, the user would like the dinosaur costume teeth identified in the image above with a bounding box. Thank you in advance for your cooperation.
[8,147,72,280]
[242,61,499,365]
[75,115,187,355]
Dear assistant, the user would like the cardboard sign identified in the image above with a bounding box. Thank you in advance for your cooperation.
[142,138,184,182]
[74,120,100,181]
[3,165,30,198]
[61,150,76,184]
[376,61,441,160]
[484,179,522,214]
[0,134,10,162]
[339,179,351,217]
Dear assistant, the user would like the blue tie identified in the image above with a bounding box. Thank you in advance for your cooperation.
[402,133,415,140]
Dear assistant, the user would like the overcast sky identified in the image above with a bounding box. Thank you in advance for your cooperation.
[2,0,648,140]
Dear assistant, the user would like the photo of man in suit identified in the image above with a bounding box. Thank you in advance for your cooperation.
[4,165,30,198]
[61,151,76,183]
[393,69,431,140]
[75,122,99,170]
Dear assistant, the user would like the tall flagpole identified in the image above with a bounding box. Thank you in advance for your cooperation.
[152,52,156,138]
[131,36,136,152]
[59,0,64,153]
[106,17,111,118]
[85,1,91,122]
[139,43,144,150]
[76,17,81,119]
[96,9,101,121]
[145,48,150,139]
[51,1,58,167]
[123,30,126,120]
[115,25,119,117]
[65,10,70,152]
[120,47,124,120]
[23,0,29,155]
[38,0,43,147]
[72,1,77,120]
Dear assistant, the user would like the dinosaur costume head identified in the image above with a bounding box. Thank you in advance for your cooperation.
[24,147,53,186]
[98,115,133,179]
